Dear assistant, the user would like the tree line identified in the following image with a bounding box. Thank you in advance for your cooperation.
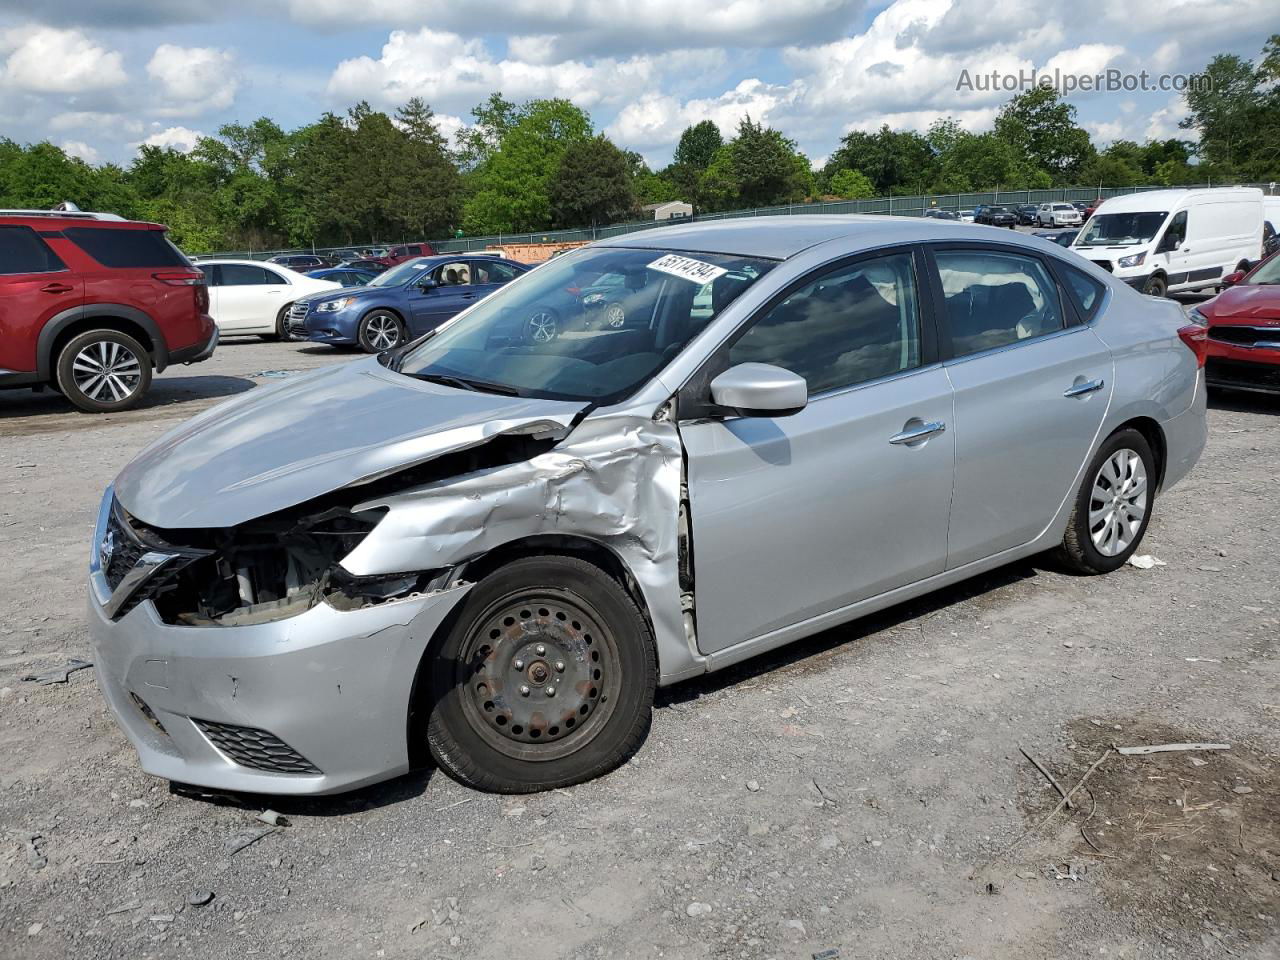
[1,37,1275,254]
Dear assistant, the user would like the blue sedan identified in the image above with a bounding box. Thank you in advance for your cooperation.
[290,256,530,352]
[305,267,380,286]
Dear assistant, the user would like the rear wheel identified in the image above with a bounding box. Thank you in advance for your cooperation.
[425,556,656,793]
[357,311,405,353]
[55,329,152,413]
[1057,428,1155,574]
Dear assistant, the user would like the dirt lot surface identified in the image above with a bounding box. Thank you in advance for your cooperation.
[2,326,1278,960]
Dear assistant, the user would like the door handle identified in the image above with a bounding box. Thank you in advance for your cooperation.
[1063,378,1105,398]
[889,419,946,445]
[41,282,74,294]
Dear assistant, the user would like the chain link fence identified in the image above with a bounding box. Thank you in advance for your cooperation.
[204,182,1278,261]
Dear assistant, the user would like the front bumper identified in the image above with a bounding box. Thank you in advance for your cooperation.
[88,571,470,795]
[301,309,360,345]
[1205,337,1280,393]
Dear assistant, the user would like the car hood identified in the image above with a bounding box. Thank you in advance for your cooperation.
[115,357,588,529]
[305,285,390,306]
[1204,284,1280,324]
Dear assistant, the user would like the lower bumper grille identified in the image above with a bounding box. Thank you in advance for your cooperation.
[1209,325,1280,349]
[192,718,321,775]
[1206,357,1280,393]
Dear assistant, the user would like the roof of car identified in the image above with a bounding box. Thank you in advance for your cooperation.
[593,214,1057,260]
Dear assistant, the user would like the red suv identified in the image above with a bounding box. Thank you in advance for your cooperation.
[0,209,217,412]
[374,242,435,267]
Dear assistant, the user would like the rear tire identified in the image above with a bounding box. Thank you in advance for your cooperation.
[1057,428,1155,574]
[424,555,656,793]
[55,329,152,413]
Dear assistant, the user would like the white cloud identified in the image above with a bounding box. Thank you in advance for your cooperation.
[136,126,204,153]
[326,27,707,115]
[147,44,237,113]
[60,139,99,163]
[2,27,126,93]
[607,79,801,151]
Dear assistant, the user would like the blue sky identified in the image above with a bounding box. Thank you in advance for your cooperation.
[1,0,1276,169]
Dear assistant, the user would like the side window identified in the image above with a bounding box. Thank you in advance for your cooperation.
[406,246,422,256]
[728,252,921,396]
[196,264,217,285]
[1062,265,1105,320]
[63,227,187,267]
[935,249,1065,357]
[473,261,518,284]
[0,225,67,274]
[1160,211,1188,251]
[439,263,472,285]
[220,264,276,286]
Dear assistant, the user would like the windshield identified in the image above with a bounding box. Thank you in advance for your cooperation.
[368,259,431,287]
[395,246,776,403]
[1249,254,1280,285]
[1077,211,1168,247]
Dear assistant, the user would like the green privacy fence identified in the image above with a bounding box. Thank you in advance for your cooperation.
[207,182,1277,260]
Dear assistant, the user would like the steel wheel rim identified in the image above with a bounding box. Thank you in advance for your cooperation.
[1088,447,1148,557]
[527,311,557,343]
[457,590,621,762]
[605,302,626,328]
[72,340,142,403]
[365,314,400,350]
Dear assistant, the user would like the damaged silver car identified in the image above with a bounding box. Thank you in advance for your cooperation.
[89,217,1207,794]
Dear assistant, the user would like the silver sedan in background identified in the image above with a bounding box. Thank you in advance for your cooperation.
[88,217,1207,795]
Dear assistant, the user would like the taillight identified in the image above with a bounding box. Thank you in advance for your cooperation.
[195,285,210,313]
[1177,322,1208,368]
[152,271,204,286]
[565,286,581,295]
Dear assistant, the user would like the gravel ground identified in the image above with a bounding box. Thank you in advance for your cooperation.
[1,319,1278,960]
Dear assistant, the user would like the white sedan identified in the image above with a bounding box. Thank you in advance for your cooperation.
[195,259,342,339]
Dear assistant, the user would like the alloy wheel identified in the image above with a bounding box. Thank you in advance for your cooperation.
[458,593,620,762]
[71,340,143,404]
[526,310,558,343]
[364,314,401,351]
[1088,447,1148,557]
[604,302,626,328]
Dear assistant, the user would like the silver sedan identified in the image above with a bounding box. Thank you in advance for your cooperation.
[88,217,1207,795]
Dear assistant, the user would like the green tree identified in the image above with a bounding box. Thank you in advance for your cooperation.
[672,120,723,172]
[828,168,875,199]
[728,116,810,208]
[825,125,934,194]
[462,98,593,233]
[454,92,519,171]
[993,87,1095,183]
[549,135,636,228]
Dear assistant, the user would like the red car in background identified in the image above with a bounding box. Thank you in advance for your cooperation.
[1190,251,1280,394]
[0,209,216,412]
[372,242,436,268]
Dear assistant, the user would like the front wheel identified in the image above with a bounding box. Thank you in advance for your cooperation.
[55,329,152,413]
[1057,428,1155,574]
[357,311,405,353]
[1142,274,1168,298]
[523,307,559,344]
[425,556,657,793]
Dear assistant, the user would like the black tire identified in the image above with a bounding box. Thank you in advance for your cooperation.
[54,329,152,413]
[523,306,560,344]
[425,555,657,793]
[272,305,294,342]
[357,310,405,353]
[1057,428,1155,574]
[1142,274,1168,298]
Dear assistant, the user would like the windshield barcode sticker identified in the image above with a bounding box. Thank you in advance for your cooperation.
[648,253,727,285]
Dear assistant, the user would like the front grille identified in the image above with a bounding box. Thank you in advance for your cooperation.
[1206,357,1280,392]
[287,299,310,336]
[1209,325,1280,349]
[101,500,204,619]
[192,718,322,775]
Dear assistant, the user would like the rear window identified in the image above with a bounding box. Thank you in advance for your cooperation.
[0,225,66,275]
[63,227,188,268]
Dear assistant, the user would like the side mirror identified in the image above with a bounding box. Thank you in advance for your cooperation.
[416,277,437,291]
[710,363,807,418]
[1222,271,1244,288]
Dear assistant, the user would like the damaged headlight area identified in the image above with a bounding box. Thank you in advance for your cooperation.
[107,501,446,626]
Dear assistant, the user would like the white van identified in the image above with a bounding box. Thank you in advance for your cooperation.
[1071,187,1264,297]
